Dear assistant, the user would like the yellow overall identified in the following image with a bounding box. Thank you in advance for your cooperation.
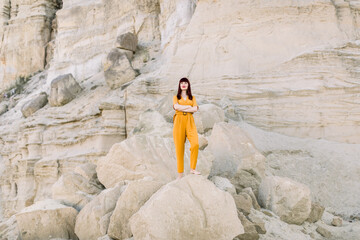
[172,95,199,173]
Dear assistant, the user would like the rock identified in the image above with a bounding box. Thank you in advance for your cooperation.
[306,202,325,223]
[103,48,137,89]
[234,211,259,240]
[15,199,78,240]
[316,226,332,238]
[115,32,138,52]
[0,215,20,240]
[331,216,343,227]
[258,176,312,225]
[209,175,236,195]
[242,187,261,210]
[247,213,266,234]
[74,182,126,240]
[194,103,225,134]
[129,109,173,138]
[97,235,114,240]
[21,92,48,117]
[96,134,213,188]
[107,179,163,240]
[48,73,83,107]
[208,122,266,194]
[129,175,244,240]
[51,171,104,211]
[0,101,8,115]
[233,193,253,216]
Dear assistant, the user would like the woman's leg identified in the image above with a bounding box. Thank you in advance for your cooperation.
[173,116,186,174]
[186,117,199,172]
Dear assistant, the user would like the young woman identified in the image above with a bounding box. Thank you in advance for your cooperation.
[172,77,201,180]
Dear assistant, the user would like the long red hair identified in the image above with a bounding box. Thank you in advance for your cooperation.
[176,77,193,100]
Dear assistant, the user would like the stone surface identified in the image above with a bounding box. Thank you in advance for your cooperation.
[107,179,163,240]
[74,182,126,240]
[21,92,48,117]
[306,202,325,223]
[15,199,78,240]
[234,211,259,240]
[48,73,83,107]
[331,216,343,227]
[194,103,225,134]
[258,176,312,225]
[209,175,236,195]
[208,122,266,194]
[96,134,213,188]
[51,170,104,211]
[103,48,137,89]
[115,32,138,52]
[233,192,254,216]
[129,174,244,240]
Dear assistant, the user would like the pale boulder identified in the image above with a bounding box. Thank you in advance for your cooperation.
[48,73,83,107]
[129,174,244,240]
[107,179,163,239]
[74,182,126,240]
[208,122,266,194]
[96,135,213,188]
[103,48,137,89]
[21,92,48,117]
[115,32,138,52]
[258,176,312,225]
[51,171,104,211]
[194,103,225,134]
[15,199,78,240]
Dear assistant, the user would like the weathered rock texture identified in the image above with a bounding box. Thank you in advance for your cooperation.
[0,0,360,239]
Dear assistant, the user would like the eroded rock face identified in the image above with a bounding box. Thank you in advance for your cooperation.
[258,176,312,225]
[21,92,48,117]
[129,175,244,240]
[96,134,213,188]
[103,48,137,89]
[15,199,78,240]
[208,122,266,194]
[48,73,83,106]
[74,182,126,240]
[0,0,61,92]
[115,32,138,52]
[108,179,163,240]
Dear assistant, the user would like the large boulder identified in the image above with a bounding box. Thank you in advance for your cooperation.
[51,169,104,211]
[115,32,138,52]
[48,73,83,106]
[208,122,266,194]
[96,135,213,188]
[103,48,137,89]
[74,182,126,240]
[15,199,78,240]
[194,103,225,134]
[258,176,312,225]
[129,175,244,240]
[21,92,48,117]
[107,179,163,239]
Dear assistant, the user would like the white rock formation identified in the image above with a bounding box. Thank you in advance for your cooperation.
[208,121,266,194]
[96,134,213,188]
[258,176,312,225]
[129,174,244,240]
[15,199,78,240]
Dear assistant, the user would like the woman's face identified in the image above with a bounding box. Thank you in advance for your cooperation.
[180,81,188,90]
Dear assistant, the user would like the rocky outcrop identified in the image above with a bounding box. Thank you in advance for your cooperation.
[15,199,78,240]
[96,134,213,188]
[129,174,244,240]
[48,73,83,106]
[107,179,163,240]
[21,92,48,117]
[208,122,266,194]
[74,182,126,240]
[258,176,312,225]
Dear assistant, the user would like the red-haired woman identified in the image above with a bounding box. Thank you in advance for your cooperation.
[172,77,201,180]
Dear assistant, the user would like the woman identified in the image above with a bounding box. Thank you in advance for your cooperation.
[172,77,201,180]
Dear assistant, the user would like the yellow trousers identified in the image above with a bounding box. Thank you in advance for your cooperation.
[173,112,199,173]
